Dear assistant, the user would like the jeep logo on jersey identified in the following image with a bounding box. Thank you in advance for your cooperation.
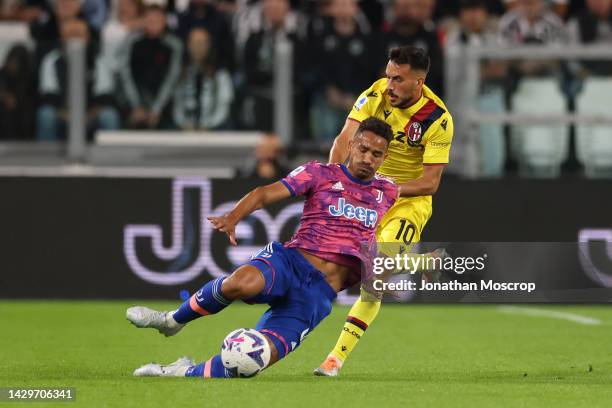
[407,122,423,146]
[328,198,377,228]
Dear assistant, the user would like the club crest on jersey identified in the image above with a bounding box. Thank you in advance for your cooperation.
[407,122,423,146]
[375,189,383,203]
[328,198,377,228]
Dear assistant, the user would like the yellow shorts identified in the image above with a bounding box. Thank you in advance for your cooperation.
[375,195,432,256]
[360,195,433,300]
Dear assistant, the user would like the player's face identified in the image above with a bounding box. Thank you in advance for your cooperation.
[385,61,425,108]
[346,130,389,180]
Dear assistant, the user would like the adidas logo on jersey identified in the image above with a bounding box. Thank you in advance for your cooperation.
[331,181,344,191]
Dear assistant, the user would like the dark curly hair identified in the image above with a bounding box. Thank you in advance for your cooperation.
[358,117,394,145]
[388,45,430,73]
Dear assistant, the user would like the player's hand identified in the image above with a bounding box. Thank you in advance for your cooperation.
[207,214,238,246]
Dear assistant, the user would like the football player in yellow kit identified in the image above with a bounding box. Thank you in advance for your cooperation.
[314,45,454,376]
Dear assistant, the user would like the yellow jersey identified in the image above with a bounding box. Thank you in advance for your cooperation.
[348,78,454,245]
[348,79,453,184]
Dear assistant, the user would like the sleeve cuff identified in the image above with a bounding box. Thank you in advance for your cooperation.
[348,113,366,123]
[280,179,296,197]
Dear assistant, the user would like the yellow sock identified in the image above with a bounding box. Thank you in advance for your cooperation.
[330,289,381,363]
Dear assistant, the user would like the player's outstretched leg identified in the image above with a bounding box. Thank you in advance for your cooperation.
[126,265,265,336]
[182,335,279,379]
[126,306,185,337]
[314,288,381,377]
[134,329,280,379]
[134,354,263,379]
[133,357,195,377]
[313,247,449,376]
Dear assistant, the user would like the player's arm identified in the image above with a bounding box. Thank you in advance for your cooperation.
[398,113,453,197]
[207,182,291,245]
[397,165,445,197]
[330,83,379,163]
[329,118,360,163]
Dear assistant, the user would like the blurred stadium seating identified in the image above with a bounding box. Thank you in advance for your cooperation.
[575,77,612,177]
[0,0,610,178]
[510,78,570,178]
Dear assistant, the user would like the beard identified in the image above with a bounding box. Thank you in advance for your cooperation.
[392,96,414,109]
[388,90,416,108]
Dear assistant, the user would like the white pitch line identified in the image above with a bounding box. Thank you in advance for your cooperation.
[498,306,602,326]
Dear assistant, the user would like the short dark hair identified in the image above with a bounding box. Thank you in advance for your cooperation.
[358,117,394,145]
[388,45,430,73]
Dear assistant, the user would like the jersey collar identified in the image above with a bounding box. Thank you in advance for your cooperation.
[340,164,373,185]
[398,91,428,117]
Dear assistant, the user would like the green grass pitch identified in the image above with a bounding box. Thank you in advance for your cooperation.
[1,301,612,407]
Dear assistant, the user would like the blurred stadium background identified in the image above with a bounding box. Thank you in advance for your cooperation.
[0,0,610,298]
[0,0,611,177]
[1,0,612,405]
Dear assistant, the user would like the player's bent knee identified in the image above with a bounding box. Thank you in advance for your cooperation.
[359,287,383,303]
[221,265,266,300]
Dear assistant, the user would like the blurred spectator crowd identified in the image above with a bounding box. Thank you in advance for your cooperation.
[0,0,610,148]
